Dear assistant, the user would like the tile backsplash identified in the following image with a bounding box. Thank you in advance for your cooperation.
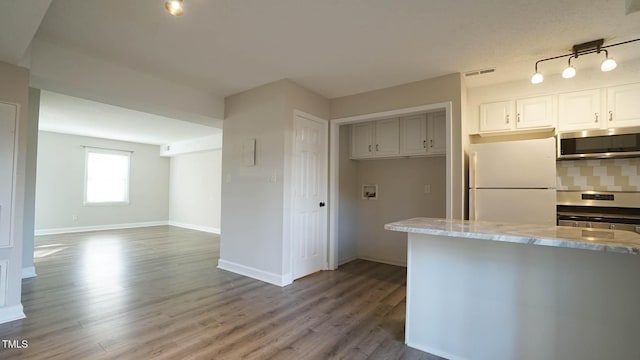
[556,158,640,192]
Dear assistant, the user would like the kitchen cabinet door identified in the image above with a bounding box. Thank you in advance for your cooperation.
[350,122,374,159]
[374,118,400,157]
[558,89,601,131]
[607,83,640,128]
[479,100,514,133]
[516,96,553,129]
[400,114,427,156]
[0,102,17,248]
[427,111,446,154]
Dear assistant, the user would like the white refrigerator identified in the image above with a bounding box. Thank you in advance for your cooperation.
[469,137,557,225]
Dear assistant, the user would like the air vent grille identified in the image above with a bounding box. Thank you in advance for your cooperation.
[465,68,496,77]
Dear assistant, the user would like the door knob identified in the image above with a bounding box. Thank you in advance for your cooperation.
[319,202,326,207]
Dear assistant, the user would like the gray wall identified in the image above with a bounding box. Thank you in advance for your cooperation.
[337,125,358,264]
[220,79,329,280]
[22,87,40,277]
[0,61,29,315]
[35,132,169,231]
[337,125,446,266]
[355,157,446,265]
[330,73,464,219]
[169,149,222,231]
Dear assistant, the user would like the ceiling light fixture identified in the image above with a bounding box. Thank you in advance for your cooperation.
[530,38,639,84]
[561,56,576,79]
[165,0,184,16]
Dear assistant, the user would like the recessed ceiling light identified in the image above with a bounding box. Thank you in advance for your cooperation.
[165,0,184,16]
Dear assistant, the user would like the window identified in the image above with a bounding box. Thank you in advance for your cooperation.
[84,147,131,205]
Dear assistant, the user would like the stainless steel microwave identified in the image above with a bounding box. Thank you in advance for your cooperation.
[558,127,640,160]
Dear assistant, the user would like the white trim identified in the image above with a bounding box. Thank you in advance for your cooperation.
[167,221,220,234]
[217,259,293,287]
[329,102,453,271]
[21,266,37,279]
[357,256,407,267]
[0,304,25,325]
[34,221,168,236]
[406,342,466,360]
[0,260,6,306]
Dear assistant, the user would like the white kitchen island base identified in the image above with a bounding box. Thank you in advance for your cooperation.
[387,219,640,360]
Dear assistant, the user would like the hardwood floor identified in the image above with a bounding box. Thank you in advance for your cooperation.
[0,226,443,359]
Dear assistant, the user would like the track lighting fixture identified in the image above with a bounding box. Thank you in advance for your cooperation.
[165,0,184,16]
[561,57,576,79]
[531,38,638,84]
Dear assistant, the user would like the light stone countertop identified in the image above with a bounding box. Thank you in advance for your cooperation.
[385,217,640,255]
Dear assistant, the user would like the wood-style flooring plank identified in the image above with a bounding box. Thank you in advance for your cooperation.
[0,226,444,360]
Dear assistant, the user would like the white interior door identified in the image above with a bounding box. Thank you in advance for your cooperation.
[292,112,328,280]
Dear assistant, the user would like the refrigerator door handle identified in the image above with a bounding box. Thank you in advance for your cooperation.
[470,188,477,221]
[471,151,478,221]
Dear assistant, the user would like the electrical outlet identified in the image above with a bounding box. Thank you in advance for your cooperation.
[72,215,79,221]
[424,184,431,194]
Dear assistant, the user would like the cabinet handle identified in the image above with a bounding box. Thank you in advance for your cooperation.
[423,140,426,149]
[609,111,613,121]
[368,144,371,152]
[430,139,433,148]
[594,112,599,122]
[506,114,510,124]
[517,113,521,123]
[376,144,379,151]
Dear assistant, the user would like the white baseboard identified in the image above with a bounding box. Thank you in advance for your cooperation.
[168,221,220,234]
[407,342,465,360]
[357,256,407,267]
[34,221,169,236]
[0,304,25,325]
[21,266,36,279]
[217,259,292,287]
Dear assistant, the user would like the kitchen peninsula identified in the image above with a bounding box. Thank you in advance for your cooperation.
[385,218,640,360]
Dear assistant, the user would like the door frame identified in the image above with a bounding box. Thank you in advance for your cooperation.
[284,110,329,284]
[328,102,453,270]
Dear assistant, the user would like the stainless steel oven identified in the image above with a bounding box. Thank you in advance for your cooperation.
[557,191,640,234]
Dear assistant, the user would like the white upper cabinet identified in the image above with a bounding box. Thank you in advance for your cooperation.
[351,122,374,159]
[516,96,553,129]
[558,89,602,132]
[400,114,428,156]
[607,83,640,128]
[352,112,446,160]
[374,118,400,157]
[350,118,399,159]
[480,100,514,133]
[427,111,446,154]
[479,96,553,135]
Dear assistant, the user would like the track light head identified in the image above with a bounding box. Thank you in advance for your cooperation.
[562,57,576,79]
[600,51,617,72]
[531,72,544,84]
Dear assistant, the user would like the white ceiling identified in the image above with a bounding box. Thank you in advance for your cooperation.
[2,1,640,145]
[39,90,220,145]
[33,0,640,98]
